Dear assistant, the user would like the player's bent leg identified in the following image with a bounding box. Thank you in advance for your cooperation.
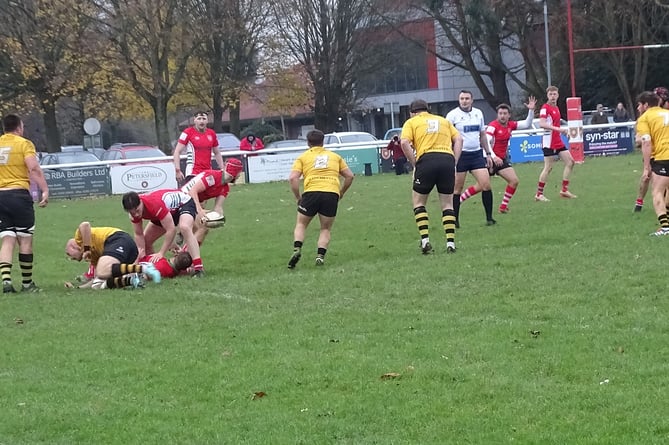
[179,216,203,276]
[316,214,335,265]
[498,168,519,212]
[96,256,119,279]
[289,212,314,269]
[636,174,651,211]
[537,156,556,200]
[143,223,166,255]
[559,149,576,174]
[293,212,312,243]
[649,174,669,235]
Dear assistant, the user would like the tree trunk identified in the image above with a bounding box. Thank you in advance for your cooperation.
[229,101,241,137]
[42,99,61,153]
[154,97,172,154]
[211,83,224,133]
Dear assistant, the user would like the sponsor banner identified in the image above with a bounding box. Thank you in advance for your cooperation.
[110,163,177,193]
[43,166,111,199]
[583,127,634,157]
[508,134,546,163]
[247,148,381,183]
[247,152,301,183]
[333,147,380,175]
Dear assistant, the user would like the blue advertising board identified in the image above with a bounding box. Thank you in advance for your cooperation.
[509,127,634,163]
[508,134,552,163]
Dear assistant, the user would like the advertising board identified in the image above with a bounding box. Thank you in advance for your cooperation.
[43,166,111,199]
[109,163,178,194]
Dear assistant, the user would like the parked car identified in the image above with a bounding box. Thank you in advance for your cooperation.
[61,145,106,159]
[216,133,242,151]
[101,143,168,162]
[383,128,403,140]
[264,139,308,150]
[40,151,100,166]
[87,147,106,159]
[324,131,378,145]
[324,132,381,175]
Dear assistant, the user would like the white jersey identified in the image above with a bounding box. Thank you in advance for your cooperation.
[445,107,486,152]
[184,142,195,176]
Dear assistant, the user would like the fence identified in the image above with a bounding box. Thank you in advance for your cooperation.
[36,124,637,199]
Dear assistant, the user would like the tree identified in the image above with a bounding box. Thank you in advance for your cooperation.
[0,0,101,152]
[569,0,669,111]
[401,0,547,106]
[178,0,268,136]
[270,0,391,132]
[261,65,313,137]
[88,0,199,153]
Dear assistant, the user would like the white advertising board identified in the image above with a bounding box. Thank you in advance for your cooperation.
[109,163,178,193]
[247,152,301,184]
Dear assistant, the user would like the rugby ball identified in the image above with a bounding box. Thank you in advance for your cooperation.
[204,211,225,228]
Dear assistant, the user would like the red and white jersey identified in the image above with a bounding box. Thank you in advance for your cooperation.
[539,103,564,149]
[486,120,518,159]
[131,189,192,223]
[181,169,230,201]
[138,255,178,278]
[178,127,218,176]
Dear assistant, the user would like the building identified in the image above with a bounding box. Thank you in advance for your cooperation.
[220,13,525,140]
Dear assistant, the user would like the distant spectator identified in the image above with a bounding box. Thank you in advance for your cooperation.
[590,104,609,125]
[387,135,407,175]
[613,102,630,122]
[240,134,264,152]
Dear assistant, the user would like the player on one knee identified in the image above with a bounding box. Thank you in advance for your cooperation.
[65,221,161,289]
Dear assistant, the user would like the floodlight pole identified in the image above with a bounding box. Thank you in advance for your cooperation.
[542,0,551,86]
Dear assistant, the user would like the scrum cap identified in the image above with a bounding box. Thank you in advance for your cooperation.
[653,87,669,102]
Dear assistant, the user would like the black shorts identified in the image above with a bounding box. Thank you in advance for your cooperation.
[413,152,456,195]
[0,189,35,237]
[102,231,139,263]
[150,199,198,227]
[542,147,567,157]
[489,157,512,176]
[298,191,339,218]
[456,150,487,173]
[651,159,669,177]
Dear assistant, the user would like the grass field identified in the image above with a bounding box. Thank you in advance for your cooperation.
[2,152,669,444]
